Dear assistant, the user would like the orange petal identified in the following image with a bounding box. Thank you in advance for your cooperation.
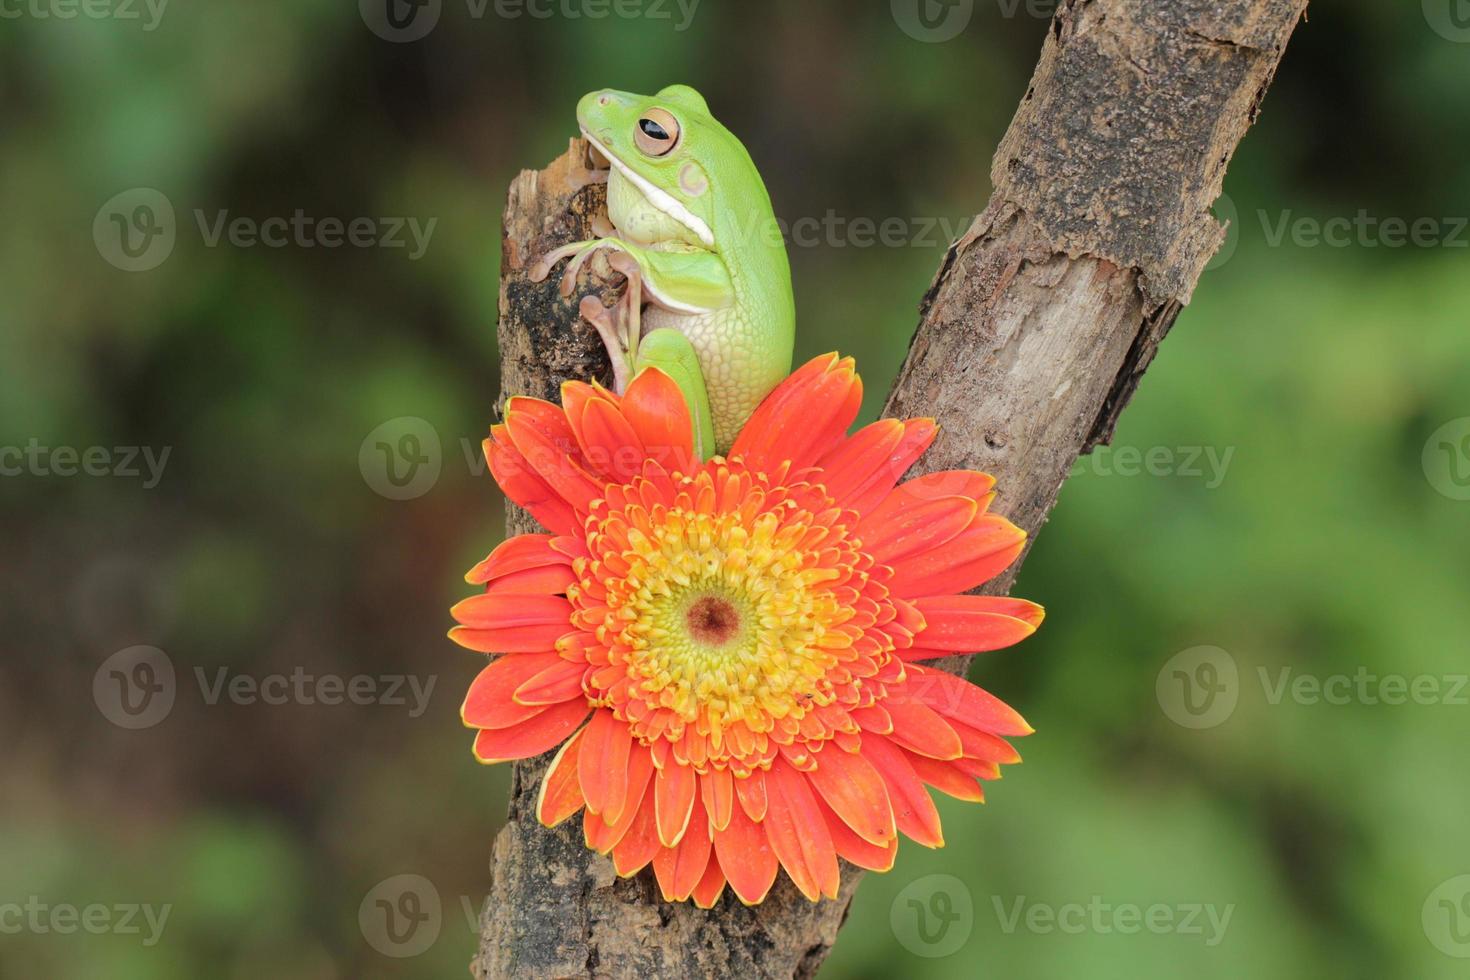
[701,768,735,833]
[465,533,570,585]
[536,727,588,826]
[812,790,898,872]
[450,591,571,629]
[655,763,698,847]
[578,708,632,819]
[472,700,590,764]
[763,760,841,901]
[849,704,893,735]
[610,780,661,876]
[690,851,727,909]
[512,658,586,706]
[621,368,695,474]
[484,563,577,596]
[504,397,605,512]
[485,427,579,536]
[462,653,565,729]
[818,418,937,515]
[734,770,768,822]
[730,354,862,472]
[807,747,896,847]
[953,756,1004,780]
[713,797,779,905]
[815,419,904,499]
[858,495,978,565]
[449,593,573,653]
[891,469,996,503]
[887,513,1027,599]
[947,718,1023,764]
[904,750,986,803]
[583,747,654,853]
[860,734,944,848]
[910,595,1043,653]
[563,381,647,483]
[902,666,1033,737]
[653,797,713,902]
[881,696,965,760]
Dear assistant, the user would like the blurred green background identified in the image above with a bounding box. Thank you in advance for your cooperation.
[3,1,1469,977]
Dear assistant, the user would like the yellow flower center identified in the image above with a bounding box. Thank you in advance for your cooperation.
[567,460,908,775]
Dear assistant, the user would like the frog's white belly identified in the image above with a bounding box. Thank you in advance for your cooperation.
[642,304,780,453]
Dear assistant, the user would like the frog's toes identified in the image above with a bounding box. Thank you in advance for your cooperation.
[559,247,597,297]
[529,240,579,283]
[591,214,617,239]
[606,250,641,282]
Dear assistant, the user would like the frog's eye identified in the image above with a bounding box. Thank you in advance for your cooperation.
[634,109,680,157]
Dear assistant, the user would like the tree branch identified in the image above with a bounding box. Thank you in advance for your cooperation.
[474,1,1307,976]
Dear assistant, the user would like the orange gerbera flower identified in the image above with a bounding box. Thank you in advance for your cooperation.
[451,354,1042,906]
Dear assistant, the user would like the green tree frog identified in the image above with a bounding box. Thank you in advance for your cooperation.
[531,85,795,458]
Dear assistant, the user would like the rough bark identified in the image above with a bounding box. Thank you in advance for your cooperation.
[475,1,1307,976]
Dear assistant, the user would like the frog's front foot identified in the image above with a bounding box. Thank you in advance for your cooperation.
[533,239,646,394]
[528,240,595,288]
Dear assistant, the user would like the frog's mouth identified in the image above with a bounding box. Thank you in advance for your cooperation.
[582,129,716,249]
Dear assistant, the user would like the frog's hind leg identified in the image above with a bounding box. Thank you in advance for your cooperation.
[608,250,644,362]
[577,296,632,392]
[576,251,646,394]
